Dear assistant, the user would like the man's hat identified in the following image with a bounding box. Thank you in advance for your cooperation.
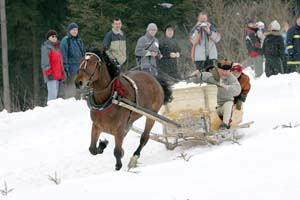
[217,59,233,70]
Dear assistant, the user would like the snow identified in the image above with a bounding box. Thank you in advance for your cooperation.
[1,70,300,200]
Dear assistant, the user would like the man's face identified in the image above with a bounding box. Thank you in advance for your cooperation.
[112,20,122,31]
[198,14,208,23]
[70,28,78,37]
[296,18,300,27]
[248,22,257,28]
[217,68,231,79]
[231,70,242,78]
[148,29,157,36]
[165,28,174,38]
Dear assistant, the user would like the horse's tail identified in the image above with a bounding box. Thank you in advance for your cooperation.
[156,76,173,104]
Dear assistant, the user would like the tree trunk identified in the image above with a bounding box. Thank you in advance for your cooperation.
[0,0,11,112]
[32,27,40,106]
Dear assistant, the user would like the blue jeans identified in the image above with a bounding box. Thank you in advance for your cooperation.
[47,80,59,101]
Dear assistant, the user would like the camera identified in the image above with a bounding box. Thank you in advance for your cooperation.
[199,22,208,27]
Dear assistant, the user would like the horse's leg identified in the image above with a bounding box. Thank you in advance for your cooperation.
[134,118,154,156]
[128,118,154,169]
[89,123,105,155]
[114,133,124,171]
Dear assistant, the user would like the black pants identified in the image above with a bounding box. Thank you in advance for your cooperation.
[265,56,283,77]
[194,59,216,71]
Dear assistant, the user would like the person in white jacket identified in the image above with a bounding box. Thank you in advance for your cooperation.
[189,11,221,71]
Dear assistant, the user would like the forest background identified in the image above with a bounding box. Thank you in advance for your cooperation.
[1,0,299,111]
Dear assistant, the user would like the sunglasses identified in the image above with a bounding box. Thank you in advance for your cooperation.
[51,35,57,38]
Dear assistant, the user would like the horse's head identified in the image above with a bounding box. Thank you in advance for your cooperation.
[75,52,102,89]
[75,48,121,90]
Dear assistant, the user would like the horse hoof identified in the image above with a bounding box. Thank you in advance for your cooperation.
[115,163,122,171]
[89,147,98,155]
[127,155,139,170]
[99,139,109,150]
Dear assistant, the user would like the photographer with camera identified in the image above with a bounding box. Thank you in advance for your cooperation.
[189,11,221,72]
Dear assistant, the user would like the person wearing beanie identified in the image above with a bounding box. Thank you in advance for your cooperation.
[59,22,85,99]
[262,20,284,77]
[230,63,251,110]
[246,17,264,78]
[190,59,241,130]
[135,23,161,76]
[103,18,126,71]
[189,11,221,72]
[158,24,181,80]
[286,15,300,73]
[41,29,65,101]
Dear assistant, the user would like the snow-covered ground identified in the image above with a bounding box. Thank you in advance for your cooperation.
[1,69,300,200]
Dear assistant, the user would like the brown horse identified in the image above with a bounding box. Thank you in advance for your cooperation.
[75,48,172,170]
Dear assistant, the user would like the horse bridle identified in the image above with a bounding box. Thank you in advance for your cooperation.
[79,52,102,87]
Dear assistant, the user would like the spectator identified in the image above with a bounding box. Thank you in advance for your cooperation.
[286,15,300,73]
[281,21,289,73]
[41,30,65,101]
[262,20,284,77]
[158,24,181,80]
[189,11,221,71]
[60,22,85,99]
[135,23,161,76]
[256,21,266,45]
[103,18,126,72]
[245,18,264,78]
[230,63,251,110]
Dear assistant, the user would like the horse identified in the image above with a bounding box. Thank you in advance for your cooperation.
[75,48,172,170]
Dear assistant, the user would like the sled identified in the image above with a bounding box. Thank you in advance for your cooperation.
[130,85,253,150]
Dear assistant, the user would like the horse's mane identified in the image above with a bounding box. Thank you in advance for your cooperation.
[88,47,120,78]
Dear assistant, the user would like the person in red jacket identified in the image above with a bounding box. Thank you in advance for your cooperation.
[245,18,264,78]
[230,63,251,110]
[41,30,65,101]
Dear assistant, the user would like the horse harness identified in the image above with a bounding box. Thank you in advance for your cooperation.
[80,52,139,114]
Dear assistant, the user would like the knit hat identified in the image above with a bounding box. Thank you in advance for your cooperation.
[68,22,78,31]
[217,59,233,70]
[46,29,58,39]
[146,23,158,31]
[248,18,256,24]
[230,63,243,72]
[269,20,281,31]
[165,24,174,31]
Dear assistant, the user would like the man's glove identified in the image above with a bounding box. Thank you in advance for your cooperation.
[236,100,243,110]
[288,48,294,59]
[170,52,177,58]
[47,74,54,80]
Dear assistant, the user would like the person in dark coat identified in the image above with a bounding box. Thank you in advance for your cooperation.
[158,24,181,80]
[263,20,284,77]
[41,30,65,101]
[60,22,85,99]
[286,15,300,73]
